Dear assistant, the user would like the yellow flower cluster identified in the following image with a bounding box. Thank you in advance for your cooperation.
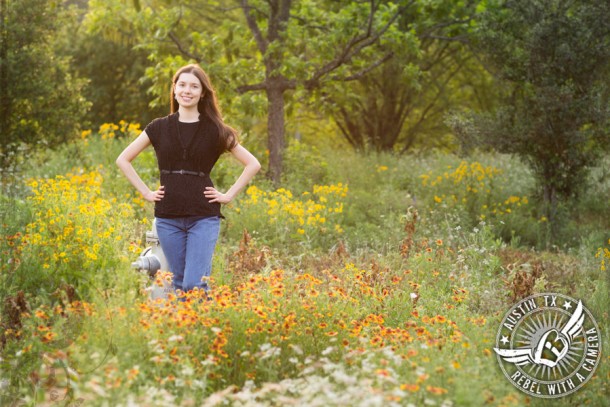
[376,165,389,172]
[595,239,610,271]
[420,161,501,201]
[479,195,529,220]
[22,168,135,270]
[420,161,529,223]
[98,121,141,140]
[237,183,347,241]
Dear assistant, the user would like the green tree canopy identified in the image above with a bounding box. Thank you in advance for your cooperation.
[0,0,89,171]
[68,27,163,128]
[325,0,494,152]
[450,0,610,239]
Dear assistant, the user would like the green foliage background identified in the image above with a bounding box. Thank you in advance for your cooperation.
[0,0,89,170]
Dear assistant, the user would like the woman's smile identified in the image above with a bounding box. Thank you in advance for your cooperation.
[174,72,203,107]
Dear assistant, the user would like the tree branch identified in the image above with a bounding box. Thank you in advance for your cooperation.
[279,0,292,25]
[304,2,410,89]
[400,57,467,153]
[365,0,380,37]
[335,109,360,149]
[267,0,292,41]
[288,14,328,31]
[242,0,268,54]
[331,52,394,82]
[168,31,202,62]
[236,82,268,93]
[420,42,455,72]
[420,34,470,44]
[421,18,474,34]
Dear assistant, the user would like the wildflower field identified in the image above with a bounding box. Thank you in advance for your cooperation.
[1,124,609,406]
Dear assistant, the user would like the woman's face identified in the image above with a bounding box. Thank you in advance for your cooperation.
[174,72,204,109]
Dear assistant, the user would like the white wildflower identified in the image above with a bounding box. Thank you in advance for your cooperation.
[289,344,303,355]
[192,379,206,389]
[331,370,357,385]
[181,366,194,376]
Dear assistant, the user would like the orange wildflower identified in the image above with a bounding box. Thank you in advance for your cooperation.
[401,384,420,392]
[376,369,390,377]
[426,386,448,395]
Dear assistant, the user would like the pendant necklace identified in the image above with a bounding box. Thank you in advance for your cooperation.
[176,114,202,161]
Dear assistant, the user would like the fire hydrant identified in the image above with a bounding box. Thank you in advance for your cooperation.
[131,219,173,300]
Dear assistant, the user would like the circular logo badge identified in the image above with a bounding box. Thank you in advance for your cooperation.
[494,293,601,398]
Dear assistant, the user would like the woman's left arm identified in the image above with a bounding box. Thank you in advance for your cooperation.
[205,144,261,204]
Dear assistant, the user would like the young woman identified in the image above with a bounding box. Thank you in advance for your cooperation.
[116,64,261,296]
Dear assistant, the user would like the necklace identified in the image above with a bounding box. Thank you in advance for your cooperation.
[176,115,202,161]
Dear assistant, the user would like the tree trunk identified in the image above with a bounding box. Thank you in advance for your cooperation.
[0,0,9,163]
[543,183,558,247]
[266,83,285,186]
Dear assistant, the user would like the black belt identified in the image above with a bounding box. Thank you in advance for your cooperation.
[161,169,207,177]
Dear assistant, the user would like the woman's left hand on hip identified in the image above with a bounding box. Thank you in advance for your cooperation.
[204,187,231,204]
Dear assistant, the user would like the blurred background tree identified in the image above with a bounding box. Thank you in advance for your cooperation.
[0,0,89,171]
[323,0,496,153]
[69,31,163,127]
[57,0,165,128]
[449,0,610,243]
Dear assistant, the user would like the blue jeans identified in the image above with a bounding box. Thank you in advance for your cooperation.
[155,216,221,293]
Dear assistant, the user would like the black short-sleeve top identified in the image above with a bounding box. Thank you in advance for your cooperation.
[144,112,225,219]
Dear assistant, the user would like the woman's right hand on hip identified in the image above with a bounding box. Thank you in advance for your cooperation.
[144,185,165,202]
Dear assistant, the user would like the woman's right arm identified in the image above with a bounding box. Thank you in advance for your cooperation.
[116,131,165,202]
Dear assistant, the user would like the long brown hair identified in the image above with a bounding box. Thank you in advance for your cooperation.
[170,64,238,152]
